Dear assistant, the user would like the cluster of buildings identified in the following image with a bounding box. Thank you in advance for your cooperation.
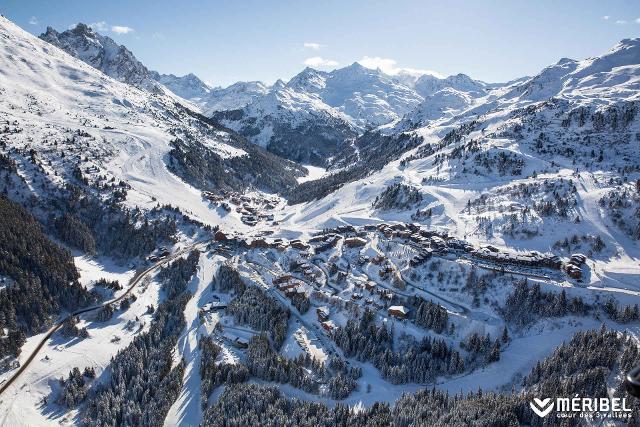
[471,246,563,270]
[203,190,277,226]
[273,274,309,298]
[564,253,586,280]
[147,246,170,262]
[315,307,336,331]
[309,233,342,253]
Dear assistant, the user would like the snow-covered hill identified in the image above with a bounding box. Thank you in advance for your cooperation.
[150,71,211,102]
[4,17,301,230]
[204,81,271,113]
[282,38,640,284]
[213,64,489,164]
[1,15,640,427]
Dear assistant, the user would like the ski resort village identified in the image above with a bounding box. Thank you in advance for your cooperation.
[0,5,639,426]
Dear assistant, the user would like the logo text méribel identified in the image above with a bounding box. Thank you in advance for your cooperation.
[530,396,633,420]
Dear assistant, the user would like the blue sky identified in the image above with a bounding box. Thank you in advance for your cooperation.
[3,0,640,87]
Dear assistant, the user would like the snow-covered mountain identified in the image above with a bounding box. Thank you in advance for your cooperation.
[503,38,640,102]
[286,63,424,127]
[212,64,491,164]
[203,81,270,113]
[39,24,269,115]
[151,74,269,114]
[7,17,302,224]
[37,25,491,164]
[288,37,640,261]
[150,71,211,102]
[212,76,359,165]
[414,73,487,97]
[2,15,640,427]
[40,23,163,93]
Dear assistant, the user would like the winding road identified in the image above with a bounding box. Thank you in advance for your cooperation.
[0,242,205,397]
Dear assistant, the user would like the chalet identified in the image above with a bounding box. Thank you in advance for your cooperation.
[313,235,341,252]
[316,307,329,322]
[344,236,367,247]
[336,225,356,234]
[273,275,293,285]
[565,263,582,280]
[285,286,306,298]
[241,215,258,226]
[407,223,421,232]
[371,255,385,265]
[542,254,562,269]
[429,236,447,252]
[202,302,226,312]
[309,234,329,243]
[388,305,409,320]
[446,237,472,252]
[379,289,394,300]
[249,238,269,249]
[277,282,299,292]
[321,320,336,332]
[290,240,310,250]
[570,254,587,265]
[364,281,377,292]
[351,292,363,301]
[409,249,432,267]
[373,301,385,310]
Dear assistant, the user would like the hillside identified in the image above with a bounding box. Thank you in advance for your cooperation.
[0,15,638,427]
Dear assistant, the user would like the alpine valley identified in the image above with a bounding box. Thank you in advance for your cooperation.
[0,16,639,427]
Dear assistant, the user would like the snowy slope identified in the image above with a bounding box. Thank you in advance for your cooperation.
[203,81,270,113]
[213,79,358,165]
[2,15,640,427]
[1,17,297,234]
[279,38,640,285]
[151,71,212,102]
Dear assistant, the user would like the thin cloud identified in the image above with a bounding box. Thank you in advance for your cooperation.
[357,56,443,78]
[603,15,610,20]
[636,18,640,24]
[616,20,627,25]
[111,25,134,34]
[88,21,108,31]
[304,42,323,50]
[29,16,38,26]
[304,56,339,68]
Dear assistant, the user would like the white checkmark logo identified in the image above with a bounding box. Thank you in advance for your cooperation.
[530,398,554,418]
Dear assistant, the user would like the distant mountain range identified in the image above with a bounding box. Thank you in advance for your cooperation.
[39,23,494,165]
[36,23,640,174]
